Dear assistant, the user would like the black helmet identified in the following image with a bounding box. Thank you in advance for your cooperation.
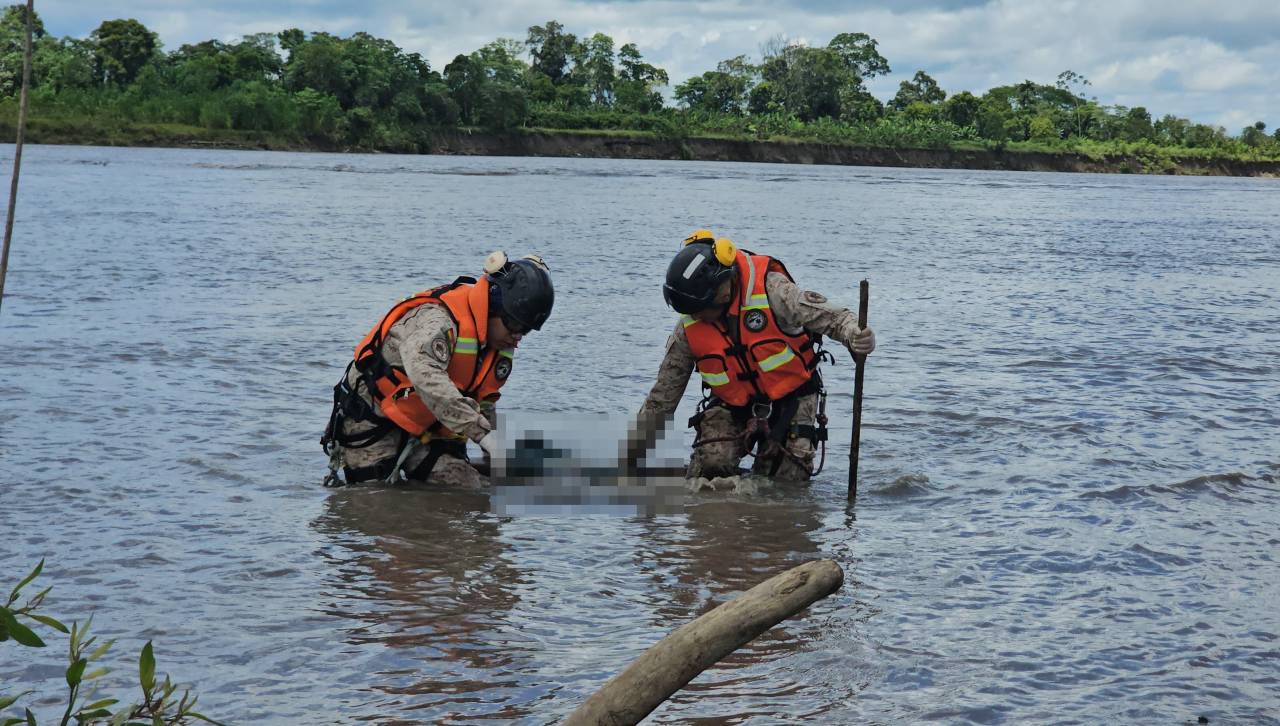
[663,242,734,314]
[490,256,554,333]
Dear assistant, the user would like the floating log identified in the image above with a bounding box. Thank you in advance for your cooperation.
[566,559,844,726]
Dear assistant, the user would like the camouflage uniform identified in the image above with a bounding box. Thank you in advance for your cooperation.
[636,272,865,481]
[333,304,495,488]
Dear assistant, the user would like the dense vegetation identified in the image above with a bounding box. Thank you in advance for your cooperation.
[2,6,1279,164]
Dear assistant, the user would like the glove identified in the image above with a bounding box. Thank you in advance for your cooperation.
[848,325,875,357]
[478,431,500,460]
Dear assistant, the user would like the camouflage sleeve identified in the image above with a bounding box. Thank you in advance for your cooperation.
[384,305,493,443]
[766,271,862,348]
[623,322,696,467]
[639,321,696,418]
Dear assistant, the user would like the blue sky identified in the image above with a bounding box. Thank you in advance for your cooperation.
[34,0,1280,131]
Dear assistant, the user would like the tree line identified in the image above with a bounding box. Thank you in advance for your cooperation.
[2,5,1278,159]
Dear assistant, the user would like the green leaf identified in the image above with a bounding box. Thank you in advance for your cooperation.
[22,708,34,726]
[76,710,112,720]
[6,560,42,607]
[0,692,32,710]
[0,611,44,648]
[79,699,118,712]
[82,667,109,681]
[66,658,87,687]
[2,718,25,726]
[187,713,227,726]
[151,715,163,726]
[88,638,115,662]
[25,614,68,634]
[138,641,155,695]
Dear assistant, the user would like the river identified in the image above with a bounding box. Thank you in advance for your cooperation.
[2,145,1278,724]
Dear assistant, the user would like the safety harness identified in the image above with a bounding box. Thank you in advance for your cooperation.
[689,360,833,478]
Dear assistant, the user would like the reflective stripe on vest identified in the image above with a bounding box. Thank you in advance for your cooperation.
[701,370,731,387]
[353,278,513,437]
[681,251,819,407]
[757,346,797,372]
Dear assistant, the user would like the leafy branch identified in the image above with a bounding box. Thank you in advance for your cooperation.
[1,560,224,726]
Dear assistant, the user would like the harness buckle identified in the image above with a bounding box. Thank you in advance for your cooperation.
[751,401,772,420]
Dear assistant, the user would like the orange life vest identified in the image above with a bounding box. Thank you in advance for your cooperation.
[682,252,819,407]
[353,277,513,438]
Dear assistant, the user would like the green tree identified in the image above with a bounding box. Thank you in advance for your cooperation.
[90,18,159,86]
[615,42,667,113]
[2,5,96,96]
[943,90,979,127]
[756,34,885,122]
[1154,113,1190,145]
[33,37,96,93]
[0,3,43,95]
[1028,114,1057,141]
[480,84,528,130]
[294,87,342,139]
[826,32,890,80]
[1120,105,1154,141]
[775,45,849,121]
[1054,69,1093,136]
[443,52,485,124]
[581,32,616,106]
[1241,120,1268,147]
[889,69,945,111]
[525,20,576,85]
[473,38,526,86]
[277,28,304,54]
[675,55,753,114]
[1185,123,1227,148]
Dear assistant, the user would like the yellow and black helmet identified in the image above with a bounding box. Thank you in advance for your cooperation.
[662,230,738,314]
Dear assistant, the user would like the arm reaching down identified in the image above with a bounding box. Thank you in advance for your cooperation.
[386,305,495,443]
[624,323,697,470]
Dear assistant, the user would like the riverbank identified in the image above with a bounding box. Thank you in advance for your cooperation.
[5,117,1279,177]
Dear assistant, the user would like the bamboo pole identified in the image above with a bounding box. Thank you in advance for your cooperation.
[848,279,869,499]
[0,0,35,318]
[566,559,844,726]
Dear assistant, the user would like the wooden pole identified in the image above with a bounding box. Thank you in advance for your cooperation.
[565,560,844,726]
[848,279,869,500]
[0,0,35,318]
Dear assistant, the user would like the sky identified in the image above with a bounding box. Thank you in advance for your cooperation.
[33,0,1280,131]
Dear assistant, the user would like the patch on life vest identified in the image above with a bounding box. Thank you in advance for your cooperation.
[803,291,827,304]
[430,335,451,363]
[495,357,512,381]
[744,309,767,332]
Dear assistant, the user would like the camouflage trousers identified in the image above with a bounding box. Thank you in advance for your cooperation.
[688,393,818,482]
[334,417,485,489]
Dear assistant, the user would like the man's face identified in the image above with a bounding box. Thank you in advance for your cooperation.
[692,280,734,322]
[489,316,525,349]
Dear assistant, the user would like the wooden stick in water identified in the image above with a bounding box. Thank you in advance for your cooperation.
[0,0,35,318]
[848,279,869,500]
[565,560,844,726]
